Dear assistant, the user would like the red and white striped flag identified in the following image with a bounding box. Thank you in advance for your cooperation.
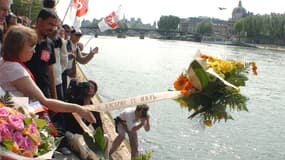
[98,5,122,32]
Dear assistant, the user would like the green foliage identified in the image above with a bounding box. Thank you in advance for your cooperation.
[11,0,43,24]
[0,91,14,107]
[157,15,180,31]
[233,13,285,44]
[132,150,154,160]
[174,57,253,125]
[181,76,248,122]
[192,61,209,88]
[2,139,14,151]
[196,20,213,36]
[83,127,105,158]
[115,21,128,32]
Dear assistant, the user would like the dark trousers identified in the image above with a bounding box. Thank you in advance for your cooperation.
[56,84,64,101]
[62,70,68,99]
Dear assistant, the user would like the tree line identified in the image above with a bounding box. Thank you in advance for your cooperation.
[233,13,285,44]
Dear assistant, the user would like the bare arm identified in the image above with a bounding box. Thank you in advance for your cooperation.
[144,115,150,131]
[130,121,144,133]
[11,77,96,123]
[130,116,150,132]
[76,47,98,64]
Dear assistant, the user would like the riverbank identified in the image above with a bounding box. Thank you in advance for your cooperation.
[254,44,285,51]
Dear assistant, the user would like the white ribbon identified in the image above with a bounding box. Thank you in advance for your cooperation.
[85,91,183,112]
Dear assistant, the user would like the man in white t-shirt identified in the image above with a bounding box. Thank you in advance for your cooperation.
[109,104,150,159]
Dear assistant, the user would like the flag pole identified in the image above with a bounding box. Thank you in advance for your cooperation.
[62,0,72,23]
[28,0,33,21]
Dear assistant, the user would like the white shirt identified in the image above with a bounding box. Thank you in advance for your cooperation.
[53,47,63,85]
[119,107,139,130]
[60,39,68,70]
[66,40,77,70]
[0,86,5,96]
[0,60,29,96]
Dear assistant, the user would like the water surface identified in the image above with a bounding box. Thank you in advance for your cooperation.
[80,36,285,160]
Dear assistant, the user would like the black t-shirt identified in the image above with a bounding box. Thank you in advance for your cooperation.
[53,37,62,49]
[25,37,56,97]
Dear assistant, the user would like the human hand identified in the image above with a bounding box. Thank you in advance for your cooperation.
[146,114,150,121]
[78,108,96,124]
[90,47,98,55]
[140,117,147,123]
[68,52,76,59]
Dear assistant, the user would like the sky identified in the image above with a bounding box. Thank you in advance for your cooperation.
[56,0,285,24]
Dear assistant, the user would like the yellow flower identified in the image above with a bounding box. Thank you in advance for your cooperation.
[204,120,212,127]
[235,61,244,68]
[179,100,188,108]
[210,61,222,73]
[220,60,233,73]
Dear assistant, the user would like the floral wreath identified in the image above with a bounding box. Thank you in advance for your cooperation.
[173,51,257,127]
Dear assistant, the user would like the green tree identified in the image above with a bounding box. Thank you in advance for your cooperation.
[233,13,285,44]
[11,0,43,24]
[157,15,180,31]
[115,21,128,32]
[196,20,213,36]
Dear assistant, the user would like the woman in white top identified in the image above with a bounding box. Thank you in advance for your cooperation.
[0,25,96,124]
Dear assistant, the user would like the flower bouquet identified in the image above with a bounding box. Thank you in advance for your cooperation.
[173,50,257,127]
[0,92,60,159]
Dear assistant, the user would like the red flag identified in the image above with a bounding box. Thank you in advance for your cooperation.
[104,11,119,29]
[73,0,88,17]
[98,5,122,32]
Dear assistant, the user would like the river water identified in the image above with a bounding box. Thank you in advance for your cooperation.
[80,36,285,160]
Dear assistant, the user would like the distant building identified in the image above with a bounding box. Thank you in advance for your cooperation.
[178,17,201,33]
[211,19,229,37]
[231,0,253,21]
[178,0,253,39]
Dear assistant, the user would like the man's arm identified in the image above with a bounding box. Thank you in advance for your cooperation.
[144,115,150,131]
[76,47,98,64]
[130,121,145,133]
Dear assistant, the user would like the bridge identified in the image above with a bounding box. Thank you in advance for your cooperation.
[81,26,200,41]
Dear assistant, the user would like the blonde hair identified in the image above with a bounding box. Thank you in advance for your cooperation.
[2,25,37,60]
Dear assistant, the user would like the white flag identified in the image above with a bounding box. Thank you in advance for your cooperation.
[98,5,122,32]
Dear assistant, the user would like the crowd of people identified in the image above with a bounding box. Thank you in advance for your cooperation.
[0,0,151,159]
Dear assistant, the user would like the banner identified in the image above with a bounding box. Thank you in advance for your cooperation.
[98,5,122,32]
[86,91,183,112]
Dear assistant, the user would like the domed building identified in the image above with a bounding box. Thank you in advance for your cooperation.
[232,0,248,21]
